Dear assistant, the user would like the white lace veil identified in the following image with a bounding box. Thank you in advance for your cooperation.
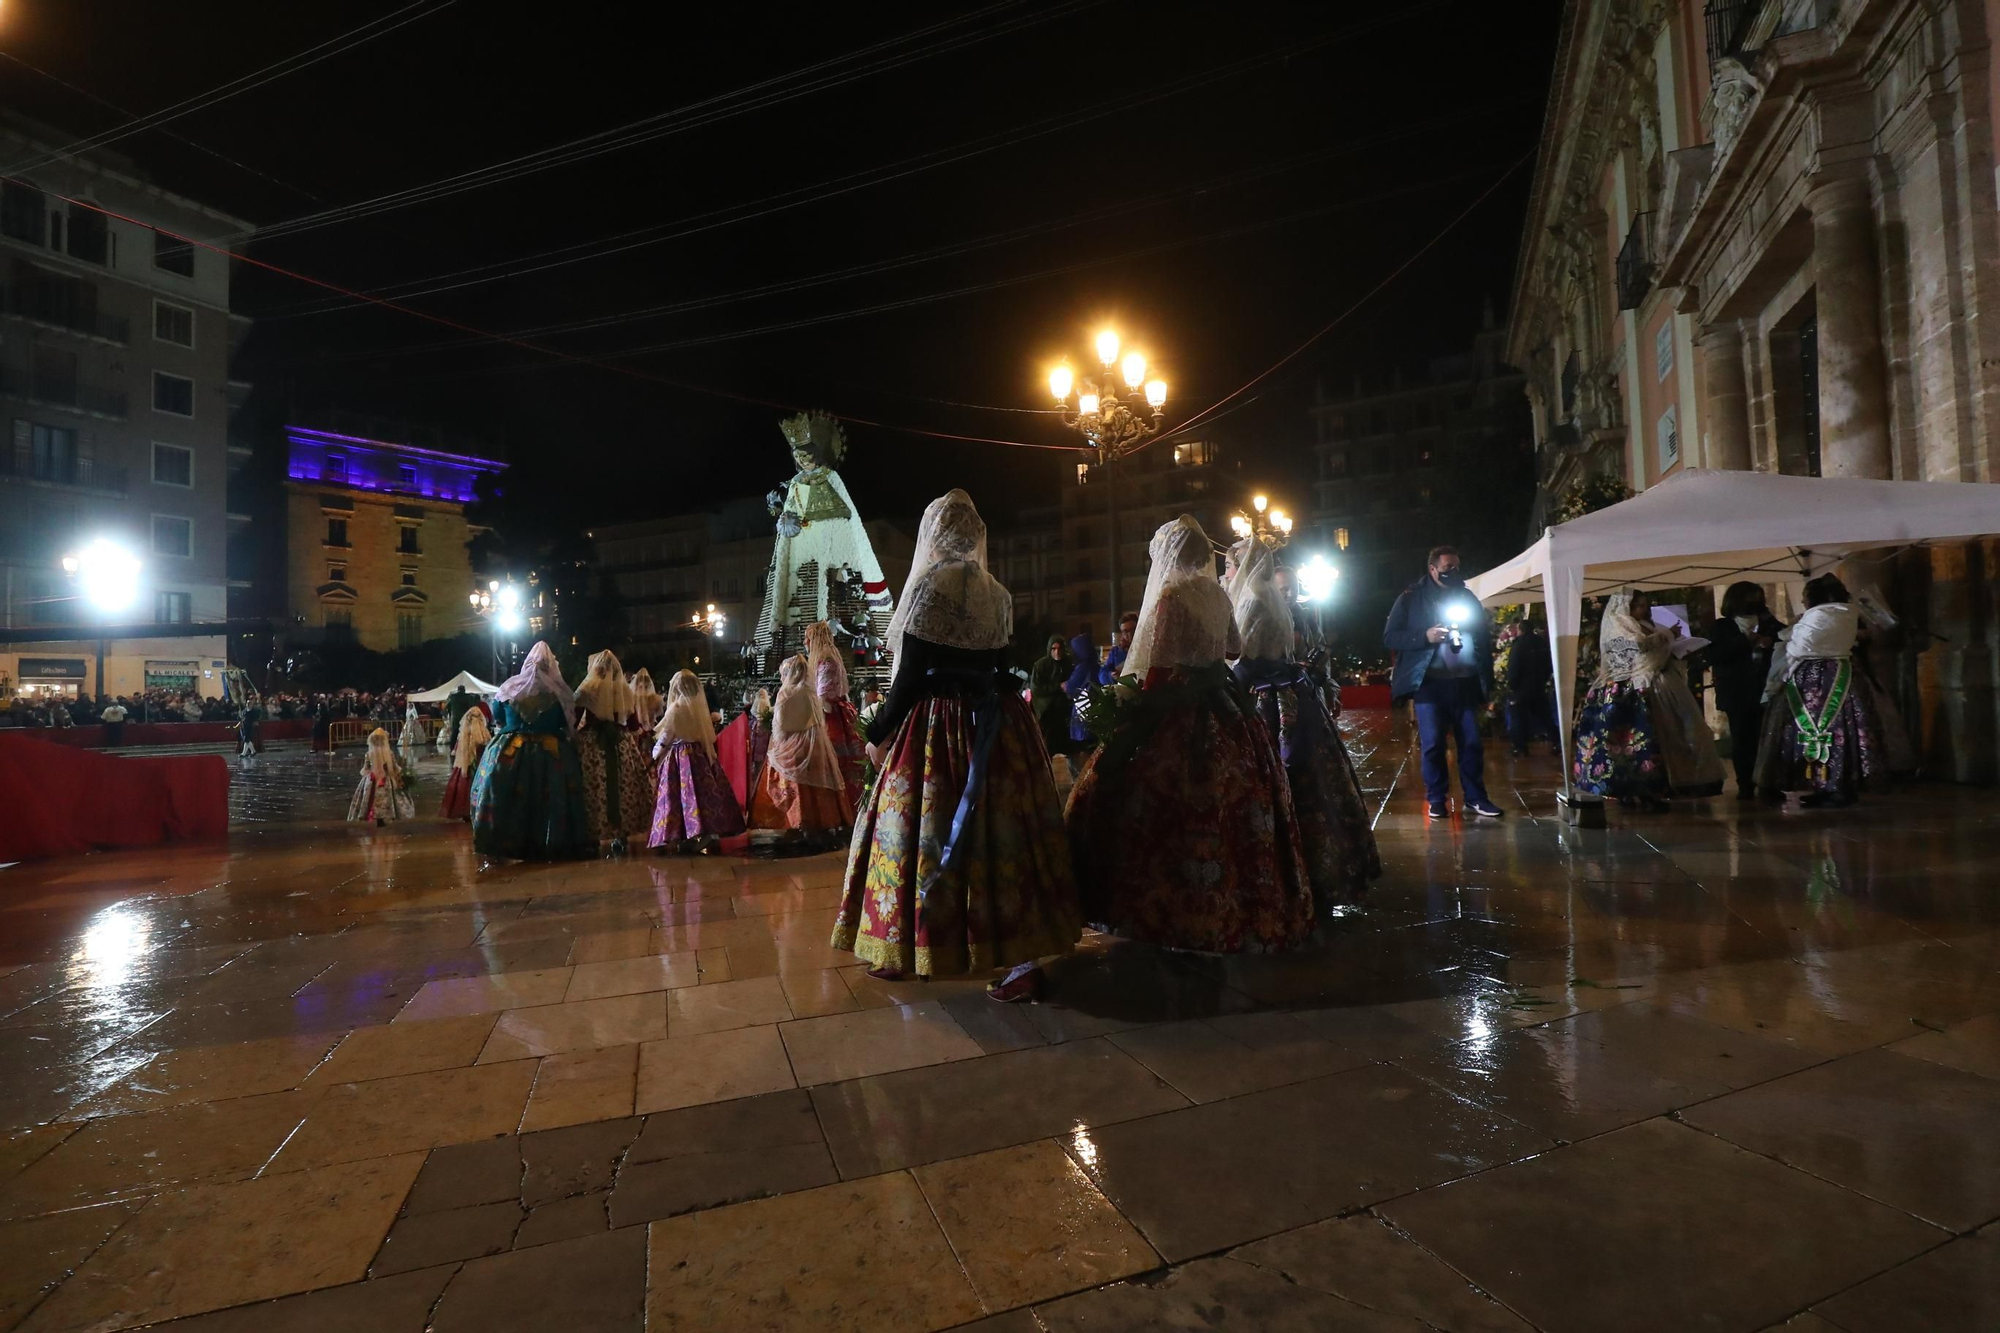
[1227,537,1295,661]
[628,669,664,729]
[575,649,636,723]
[493,641,576,735]
[1126,515,1232,680]
[453,707,490,771]
[884,489,1012,677]
[768,654,845,789]
[655,669,717,758]
[804,621,850,700]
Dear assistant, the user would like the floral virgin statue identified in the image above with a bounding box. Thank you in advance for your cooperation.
[750,411,894,675]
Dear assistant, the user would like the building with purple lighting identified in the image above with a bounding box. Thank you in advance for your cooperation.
[282,425,507,654]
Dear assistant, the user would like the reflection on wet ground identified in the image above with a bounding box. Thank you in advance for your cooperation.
[2,711,1996,1332]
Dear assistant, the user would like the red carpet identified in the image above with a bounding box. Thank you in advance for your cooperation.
[31,719,317,748]
[0,732,228,861]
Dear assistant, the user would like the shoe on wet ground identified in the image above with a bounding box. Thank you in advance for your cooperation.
[1468,801,1505,818]
[1426,801,1448,819]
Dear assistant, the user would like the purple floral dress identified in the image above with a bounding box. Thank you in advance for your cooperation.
[649,738,745,847]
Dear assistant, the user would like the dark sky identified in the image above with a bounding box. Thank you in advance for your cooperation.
[5,0,1559,530]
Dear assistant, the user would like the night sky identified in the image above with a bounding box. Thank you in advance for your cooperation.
[4,0,1559,532]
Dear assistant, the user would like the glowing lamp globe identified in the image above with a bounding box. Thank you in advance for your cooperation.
[1048,364,1074,402]
[1144,379,1167,409]
[1094,329,1120,366]
[76,539,141,615]
[1121,351,1146,388]
[1296,554,1338,604]
[1078,392,1101,417]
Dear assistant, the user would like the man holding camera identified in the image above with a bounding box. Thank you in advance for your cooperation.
[1384,545,1503,820]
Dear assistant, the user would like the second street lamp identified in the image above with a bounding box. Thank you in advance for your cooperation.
[1229,493,1294,549]
[1046,327,1171,628]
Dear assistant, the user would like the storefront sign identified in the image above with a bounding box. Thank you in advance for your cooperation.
[144,660,200,691]
[17,658,87,679]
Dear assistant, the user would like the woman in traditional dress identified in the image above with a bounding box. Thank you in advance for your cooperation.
[1227,538,1381,910]
[831,490,1081,986]
[1756,574,1883,806]
[439,705,490,821]
[573,648,654,855]
[396,701,424,761]
[348,727,417,826]
[649,670,745,852]
[1572,591,1726,808]
[748,654,853,846]
[630,668,665,732]
[805,620,868,807]
[470,642,594,860]
[1029,634,1073,757]
[1067,516,1314,954]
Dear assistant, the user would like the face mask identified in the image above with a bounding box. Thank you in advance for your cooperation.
[1436,570,1463,587]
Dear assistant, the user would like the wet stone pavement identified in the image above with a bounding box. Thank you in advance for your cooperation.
[2,710,1997,1332]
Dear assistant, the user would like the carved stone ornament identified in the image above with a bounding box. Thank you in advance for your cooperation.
[1710,57,1763,161]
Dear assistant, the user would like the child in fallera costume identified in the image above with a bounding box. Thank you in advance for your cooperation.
[749,654,853,846]
[806,619,868,808]
[439,705,490,821]
[629,668,665,731]
[573,648,655,855]
[470,642,594,860]
[348,727,416,826]
[831,490,1081,989]
[649,670,746,852]
[396,702,423,761]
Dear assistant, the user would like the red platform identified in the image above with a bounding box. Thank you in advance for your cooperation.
[0,732,229,861]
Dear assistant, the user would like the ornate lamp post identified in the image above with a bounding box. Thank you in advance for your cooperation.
[1046,328,1169,628]
[1228,493,1295,550]
[469,579,523,679]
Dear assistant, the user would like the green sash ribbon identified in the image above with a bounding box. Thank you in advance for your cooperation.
[1783,661,1852,772]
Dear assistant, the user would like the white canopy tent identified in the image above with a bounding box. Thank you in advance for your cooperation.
[407,670,499,703]
[1465,469,2000,800]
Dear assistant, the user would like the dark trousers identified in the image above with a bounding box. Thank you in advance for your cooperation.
[103,720,124,747]
[1413,674,1489,806]
[1508,690,1557,752]
[1723,701,1763,793]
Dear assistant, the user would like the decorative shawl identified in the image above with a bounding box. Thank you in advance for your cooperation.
[804,620,851,702]
[493,641,576,736]
[766,654,845,789]
[1225,537,1295,661]
[655,668,718,759]
[1127,515,1233,680]
[574,648,636,724]
[884,490,1012,677]
[1596,592,1674,690]
[629,668,664,729]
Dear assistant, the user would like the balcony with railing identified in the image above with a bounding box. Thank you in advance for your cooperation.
[0,364,129,419]
[0,440,128,494]
[1616,212,1655,312]
[0,282,128,344]
[1704,0,1759,74]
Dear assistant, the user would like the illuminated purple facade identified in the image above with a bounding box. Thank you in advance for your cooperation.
[283,426,505,504]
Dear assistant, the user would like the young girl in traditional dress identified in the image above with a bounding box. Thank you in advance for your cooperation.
[748,654,853,847]
[1228,538,1380,910]
[831,490,1081,986]
[805,620,868,807]
[573,649,655,855]
[439,705,490,821]
[396,701,424,762]
[1572,591,1726,808]
[1068,515,1313,954]
[1755,574,1883,806]
[649,670,746,852]
[470,642,594,860]
[348,727,416,826]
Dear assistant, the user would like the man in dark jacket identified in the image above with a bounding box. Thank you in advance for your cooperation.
[1504,614,1557,756]
[1384,546,1502,819]
[1703,581,1782,799]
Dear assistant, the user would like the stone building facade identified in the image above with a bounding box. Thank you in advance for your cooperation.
[281,425,505,653]
[1063,438,1233,639]
[0,119,251,701]
[1509,0,2000,779]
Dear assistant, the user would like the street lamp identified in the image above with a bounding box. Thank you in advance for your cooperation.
[470,577,523,678]
[1045,326,1172,628]
[689,603,727,636]
[1228,493,1295,550]
[62,539,142,701]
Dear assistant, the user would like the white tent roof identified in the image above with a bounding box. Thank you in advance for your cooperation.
[1469,469,2000,606]
[407,670,499,702]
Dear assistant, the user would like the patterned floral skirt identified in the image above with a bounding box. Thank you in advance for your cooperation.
[1755,657,1884,798]
[832,692,1081,977]
[438,753,479,821]
[749,763,852,834]
[1237,661,1381,908]
[1067,669,1314,954]
[823,696,869,809]
[470,731,594,861]
[348,773,416,824]
[576,724,654,846]
[650,739,746,848]
[1572,678,1668,799]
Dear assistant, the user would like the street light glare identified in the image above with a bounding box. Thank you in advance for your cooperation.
[1048,364,1073,402]
[1145,379,1167,409]
[1253,494,1268,513]
[498,584,522,609]
[1121,351,1146,388]
[1095,329,1120,366]
[1078,392,1101,417]
[1296,553,1338,603]
[496,611,524,633]
[76,538,142,614]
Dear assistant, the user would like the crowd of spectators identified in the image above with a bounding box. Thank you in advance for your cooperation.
[0,687,442,731]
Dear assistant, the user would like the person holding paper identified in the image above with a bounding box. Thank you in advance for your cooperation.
[1573,591,1725,809]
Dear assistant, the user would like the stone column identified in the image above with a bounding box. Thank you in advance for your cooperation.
[1696,321,1752,470]
[1804,177,1893,479]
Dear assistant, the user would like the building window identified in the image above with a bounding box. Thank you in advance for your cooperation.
[28,421,77,482]
[329,564,346,582]
[1075,462,1090,486]
[398,465,417,489]
[325,517,349,547]
[155,591,191,623]
[324,453,346,482]
[152,442,193,487]
[397,613,423,649]
[397,525,421,554]
[400,570,417,587]
[1657,405,1680,471]
[31,344,78,406]
[1324,450,1350,480]
[65,206,109,266]
[152,371,195,418]
[152,514,193,558]
[0,180,44,245]
[1172,440,1214,467]
[154,300,194,347]
[1655,322,1674,381]
[325,607,354,641]
[152,229,195,277]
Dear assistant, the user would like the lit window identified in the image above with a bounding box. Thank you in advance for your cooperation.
[398,465,417,489]
[325,454,347,481]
